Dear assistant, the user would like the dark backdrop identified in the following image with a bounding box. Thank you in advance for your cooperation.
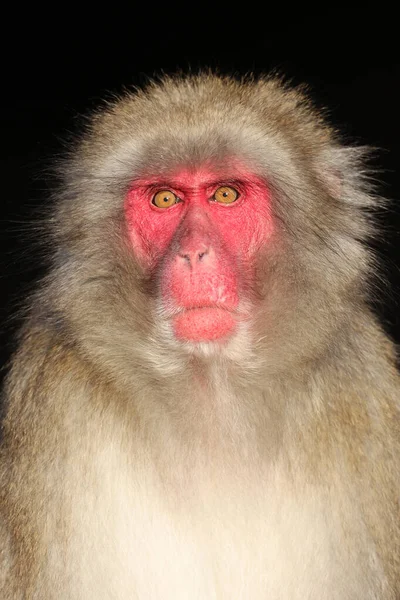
[0,10,399,374]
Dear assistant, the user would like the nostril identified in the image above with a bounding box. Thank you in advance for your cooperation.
[198,249,208,261]
[179,253,191,266]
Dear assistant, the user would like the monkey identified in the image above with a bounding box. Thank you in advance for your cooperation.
[0,72,399,599]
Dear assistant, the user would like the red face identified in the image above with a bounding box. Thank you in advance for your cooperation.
[125,166,273,343]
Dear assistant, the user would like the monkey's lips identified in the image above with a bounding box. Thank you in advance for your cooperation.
[172,307,236,342]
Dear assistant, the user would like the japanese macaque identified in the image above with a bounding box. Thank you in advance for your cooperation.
[0,73,399,600]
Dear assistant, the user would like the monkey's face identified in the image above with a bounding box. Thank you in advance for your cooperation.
[124,165,273,344]
[57,76,367,377]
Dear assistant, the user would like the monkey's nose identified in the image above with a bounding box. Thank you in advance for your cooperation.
[178,245,209,267]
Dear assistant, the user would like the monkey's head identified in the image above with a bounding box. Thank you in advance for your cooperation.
[47,75,374,381]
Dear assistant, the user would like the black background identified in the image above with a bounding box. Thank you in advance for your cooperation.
[0,10,399,373]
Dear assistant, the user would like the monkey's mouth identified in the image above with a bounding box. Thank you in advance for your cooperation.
[172,306,236,342]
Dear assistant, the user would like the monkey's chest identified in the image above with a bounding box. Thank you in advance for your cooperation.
[68,466,363,600]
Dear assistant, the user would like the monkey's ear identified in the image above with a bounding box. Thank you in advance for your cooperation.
[320,164,342,200]
[317,146,376,207]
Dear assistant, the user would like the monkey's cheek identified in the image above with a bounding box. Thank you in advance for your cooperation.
[172,308,236,342]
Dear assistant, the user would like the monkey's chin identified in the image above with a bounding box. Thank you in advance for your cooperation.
[172,307,236,343]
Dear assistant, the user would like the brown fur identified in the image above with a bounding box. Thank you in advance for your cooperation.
[1,73,399,598]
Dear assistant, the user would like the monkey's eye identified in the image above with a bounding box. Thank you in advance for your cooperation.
[152,190,179,208]
[213,186,239,204]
